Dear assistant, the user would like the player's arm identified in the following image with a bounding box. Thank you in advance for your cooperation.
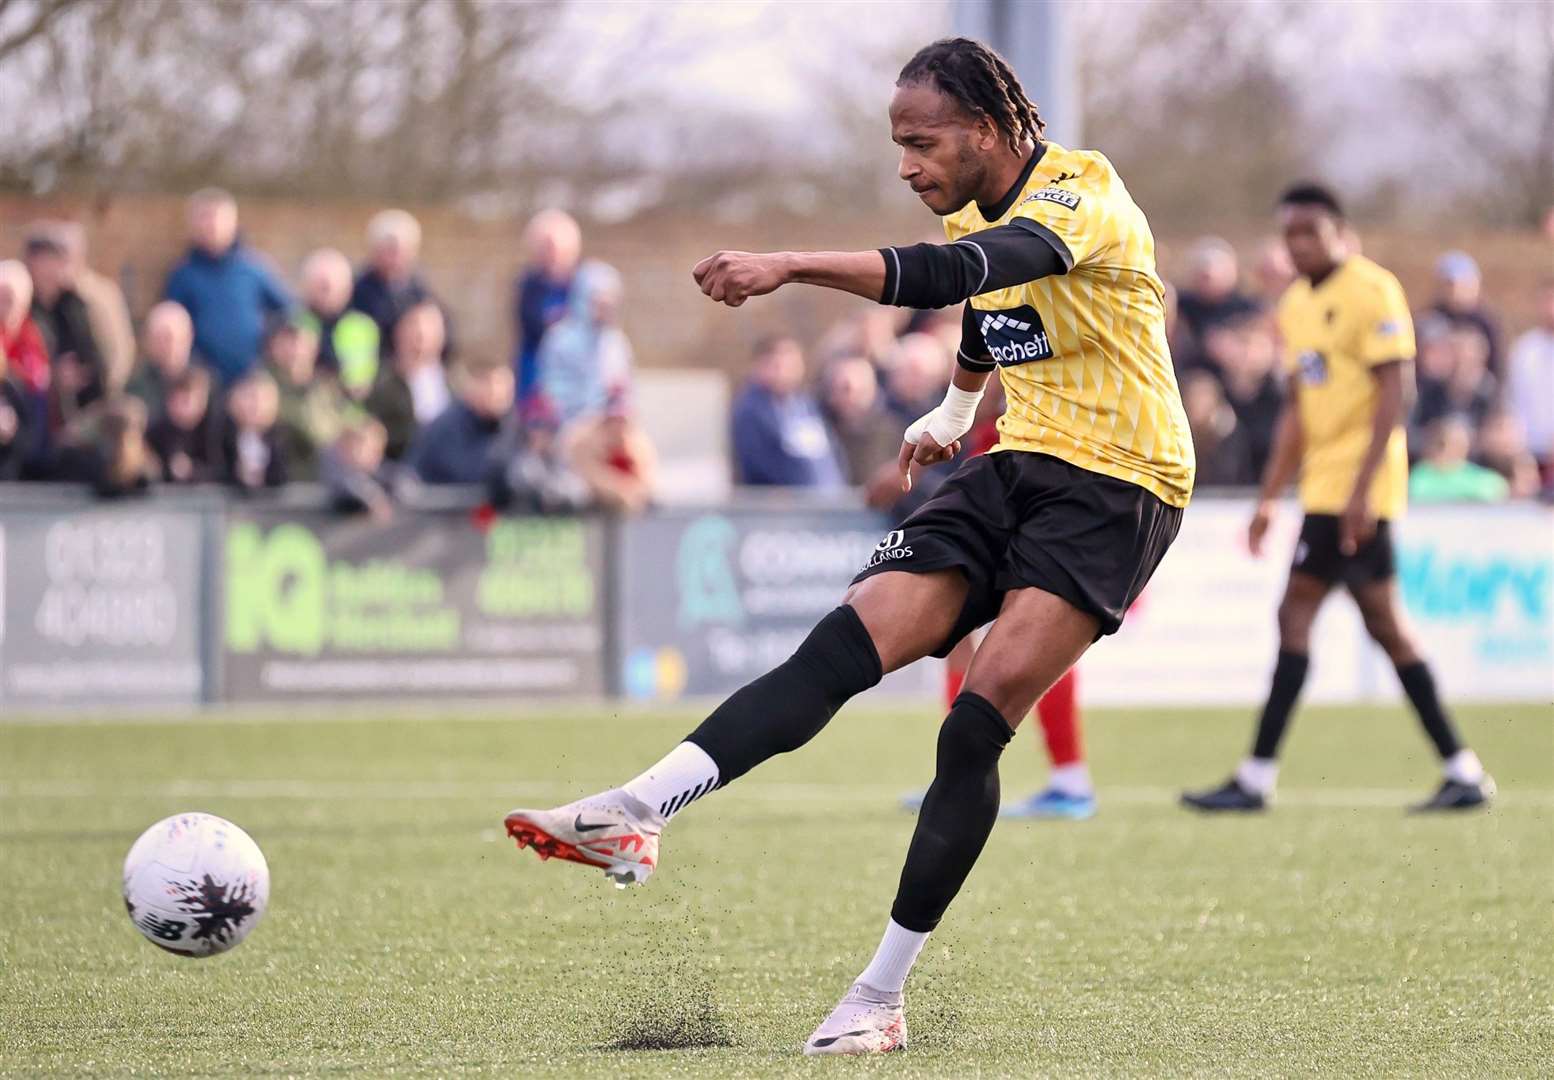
[691,221,1068,309]
[1339,359,1405,554]
[1248,385,1305,557]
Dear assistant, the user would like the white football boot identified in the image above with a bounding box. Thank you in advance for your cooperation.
[504,789,661,887]
[802,983,907,1055]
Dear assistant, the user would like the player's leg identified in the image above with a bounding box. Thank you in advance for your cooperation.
[901,634,979,812]
[504,568,965,884]
[805,587,1097,1055]
[1182,568,1331,811]
[1003,666,1094,819]
[1348,575,1493,810]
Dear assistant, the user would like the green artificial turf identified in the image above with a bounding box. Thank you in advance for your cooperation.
[1,701,1549,1077]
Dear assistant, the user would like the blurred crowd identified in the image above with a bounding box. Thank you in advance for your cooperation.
[2,191,1551,513]
[731,235,1554,507]
[0,192,656,516]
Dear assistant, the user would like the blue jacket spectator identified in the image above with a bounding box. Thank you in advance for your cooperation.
[514,209,581,402]
[535,261,632,429]
[163,189,292,385]
[406,360,515,485]
[731,335,844,489]
[350,209,454,362]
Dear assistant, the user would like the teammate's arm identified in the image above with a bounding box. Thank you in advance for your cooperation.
[691,222,1067,309]
[1339,359,1405,555]
[1248,392,1305,557]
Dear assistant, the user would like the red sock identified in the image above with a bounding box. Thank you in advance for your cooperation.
[944,668,966,711]
[1036,668,1082,766]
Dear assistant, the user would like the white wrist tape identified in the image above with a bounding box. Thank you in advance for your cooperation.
[904,383,984,447]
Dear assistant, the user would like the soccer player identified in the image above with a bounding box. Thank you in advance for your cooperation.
[504,38,1194,1054]
[1182,184,1494,815]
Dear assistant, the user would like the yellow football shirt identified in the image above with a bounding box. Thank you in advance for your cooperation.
[944,141,1195,509]
[1276,255,1413,520]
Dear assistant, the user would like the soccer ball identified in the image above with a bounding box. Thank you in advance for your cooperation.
[122,812,269,958]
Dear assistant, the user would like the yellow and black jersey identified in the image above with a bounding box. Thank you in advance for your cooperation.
[934,142,1195,509]
[1276,254,1413,520]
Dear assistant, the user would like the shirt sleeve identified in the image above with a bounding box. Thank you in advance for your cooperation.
[1009,185,1109,271]
[879,221,1068,309]
[957,302,994,373]
[1360,277,1416,366]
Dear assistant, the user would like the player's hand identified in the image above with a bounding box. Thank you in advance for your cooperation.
[1339,494,1375,556]
[691,251,789,307]
[1247,500,1275,557]
[897,433,960,492]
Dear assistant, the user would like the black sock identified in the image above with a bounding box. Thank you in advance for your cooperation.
[684,605,882,785]
[1395,660,1462,759]
[1251,650,1310,760]
[890,692,1013,934]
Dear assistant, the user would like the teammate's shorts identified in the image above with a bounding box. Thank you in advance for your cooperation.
[850,450,1182,656]
[1291,513,1395,587]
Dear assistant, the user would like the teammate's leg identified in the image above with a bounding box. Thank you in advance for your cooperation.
[807,588,1098,1055]
[504,570,967,883]
[1182,570,1330,811]
[1349,579,1493,810]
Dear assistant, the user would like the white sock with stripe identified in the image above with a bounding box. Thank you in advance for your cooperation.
[622,742,720,823]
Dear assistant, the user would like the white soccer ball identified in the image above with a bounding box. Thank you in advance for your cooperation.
[122,812,269,958]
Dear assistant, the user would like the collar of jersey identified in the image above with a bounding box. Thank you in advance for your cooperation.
[975,141,1050,222]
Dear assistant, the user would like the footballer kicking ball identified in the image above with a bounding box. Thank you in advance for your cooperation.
[123,812,269,957]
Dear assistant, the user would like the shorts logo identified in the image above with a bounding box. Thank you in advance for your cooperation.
[976,304,1054,366]
[1019,186,1081,211]
[864,529,913,569]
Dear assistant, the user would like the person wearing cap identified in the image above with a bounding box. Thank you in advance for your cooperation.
[1424,249,1503,381]
[350,209,455,362]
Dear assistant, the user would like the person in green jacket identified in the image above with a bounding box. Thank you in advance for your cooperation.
[296,248,379,397]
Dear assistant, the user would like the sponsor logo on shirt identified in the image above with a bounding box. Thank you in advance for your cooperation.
[1297,349,1328,385]
[978,305,1055,366]
[1019,186,1081,211]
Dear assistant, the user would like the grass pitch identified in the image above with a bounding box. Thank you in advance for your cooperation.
[1,700,1549,1078]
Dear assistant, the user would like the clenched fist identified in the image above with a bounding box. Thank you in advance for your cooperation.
[692,251,790,307]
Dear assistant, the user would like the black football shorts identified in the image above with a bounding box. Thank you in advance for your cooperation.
[1291,513,1395,587]
[850,450,1183,656]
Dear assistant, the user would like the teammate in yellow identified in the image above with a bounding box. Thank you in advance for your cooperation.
[1183,183,1494,814]
[502,38,1192,1055]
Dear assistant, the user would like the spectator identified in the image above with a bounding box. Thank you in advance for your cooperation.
[164,188,293,385]
[406,358,516,485]
[1174,237,1261,369]
[364,302,450,460]
[562,394,658,513]
[515,209,581,403]
[219,369,288,491]
[322,417,406,520]
[297,247,380,394]
[25,226,104,429]
[1181,370,1257,487]
[146,368,219,484]
[1205,317,1282,479]
[0,346,35,481]
[126,301,195,418]
[265,322,346,482]
[1424,250,1502,380]
[820,355,900,486]
[1474,409,1542,499]
[535,260,633,429]
[57,221,135,395]
[1409,415,1508,503]
[881,332,950,424]
[730,334,844,489]
[350,209,452,361]
[1249,236,1296,306]
[51,395,155,498]
[1505,277,1554,472]
[0,259,50,471]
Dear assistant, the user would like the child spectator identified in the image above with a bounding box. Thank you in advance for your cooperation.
[1409,416,1508,503]
[1474,409,1542,499]
[298,247,380,393]
[126,301,195,418]
[322,417,406,520]
[515,209,581,403]
[535,260,633,429]
[164,188,293,386]
[265,322,345,482]
[146,368,219,484]
[406,358,515,485]
[219,369,288,491]
[364,302,450,460]
[351,209,453,361]
[731,334,843,489]
[562,394,658,513]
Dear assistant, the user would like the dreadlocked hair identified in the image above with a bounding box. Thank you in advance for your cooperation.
[898,38,1046,155]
